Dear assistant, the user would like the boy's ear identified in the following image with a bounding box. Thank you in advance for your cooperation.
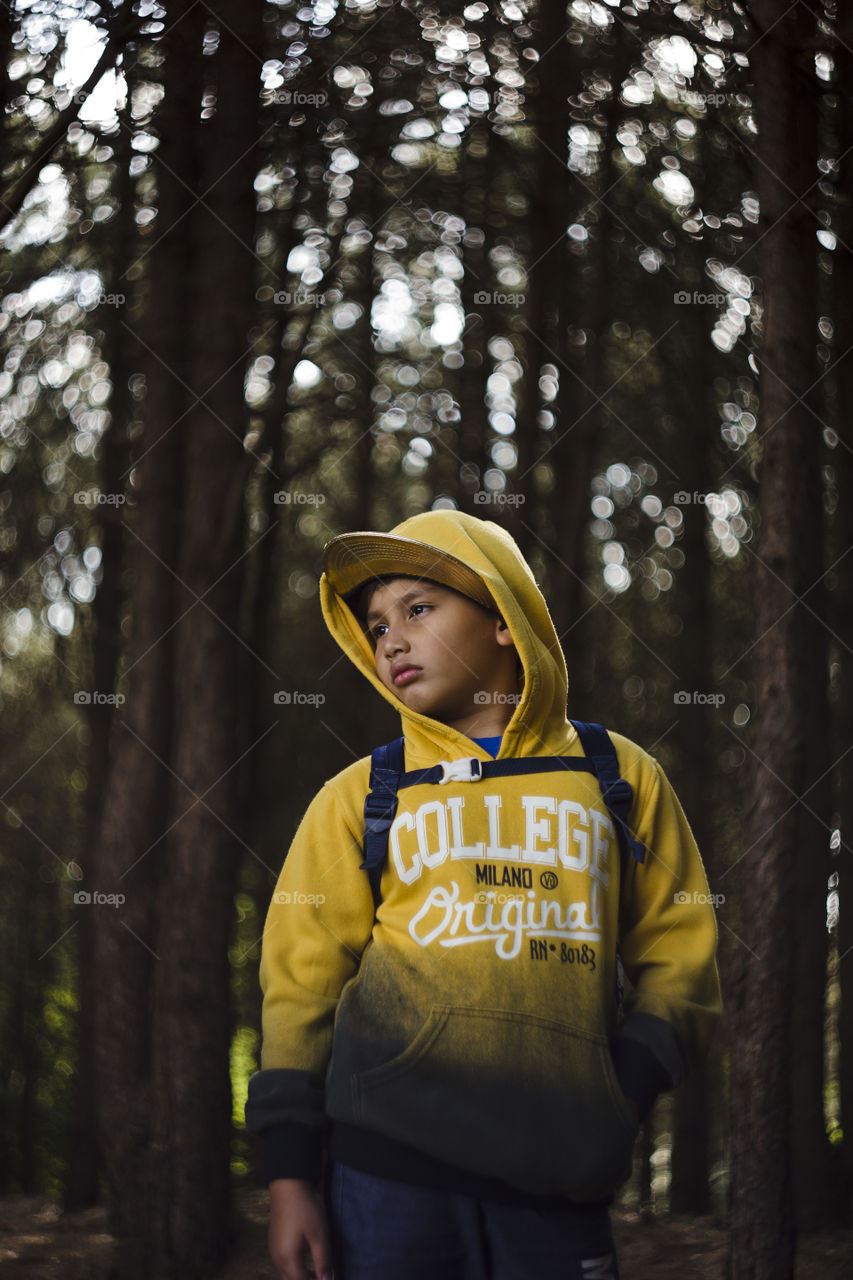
[495,616,515,647]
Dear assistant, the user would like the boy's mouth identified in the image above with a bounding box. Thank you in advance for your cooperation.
[391,664,422,687]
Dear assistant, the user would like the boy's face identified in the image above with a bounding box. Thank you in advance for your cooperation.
[363,576,520,734]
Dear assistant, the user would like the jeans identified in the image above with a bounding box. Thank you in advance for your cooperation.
[325,1161,620,1280]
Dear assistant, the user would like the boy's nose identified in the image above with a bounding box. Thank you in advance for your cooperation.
[380,626,408,657]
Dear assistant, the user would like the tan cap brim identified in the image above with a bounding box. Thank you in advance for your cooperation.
[322,531,497,615]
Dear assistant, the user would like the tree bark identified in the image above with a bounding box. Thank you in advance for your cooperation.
[147,2,262,1274]
[830,35,853,1227]
[90,4,198,1272]
[666,217,719,1216]
[510,0,579,565]
[64,70,139,1217]
[727,5,820,1276]
[458,107,492,513]
[788,526,834,1229]
[547,26,634,704]
[668,444,713,1214]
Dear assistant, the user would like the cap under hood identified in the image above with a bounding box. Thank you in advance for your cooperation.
[320,510,573,767]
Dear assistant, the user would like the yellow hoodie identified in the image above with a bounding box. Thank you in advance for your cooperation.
[245,511,721,1201]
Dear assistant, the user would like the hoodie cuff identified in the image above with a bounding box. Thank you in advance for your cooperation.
[610,1035,674,1120]
[260,1121,326,1185]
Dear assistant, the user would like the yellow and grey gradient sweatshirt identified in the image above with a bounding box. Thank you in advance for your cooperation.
[245,511,722,1203]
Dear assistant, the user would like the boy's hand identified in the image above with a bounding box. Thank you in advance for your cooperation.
[268,1178,334,1280]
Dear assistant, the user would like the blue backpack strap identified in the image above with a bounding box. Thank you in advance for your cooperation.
[360,726,643,902]
[361,736,406,903]
[569,719,645,869]
[400,756,593,786]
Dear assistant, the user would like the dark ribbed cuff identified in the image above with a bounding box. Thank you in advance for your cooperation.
[260,1121,326,1185]
[610,1035,673,1120]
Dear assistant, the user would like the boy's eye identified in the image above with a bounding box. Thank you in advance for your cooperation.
[368,603,431,641]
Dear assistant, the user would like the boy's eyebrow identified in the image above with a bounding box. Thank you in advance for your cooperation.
[365,583,440,627]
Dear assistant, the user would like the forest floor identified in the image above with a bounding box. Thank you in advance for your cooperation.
[1,1186,852,1279]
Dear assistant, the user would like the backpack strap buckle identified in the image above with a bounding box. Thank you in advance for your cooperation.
[438,757,483,784]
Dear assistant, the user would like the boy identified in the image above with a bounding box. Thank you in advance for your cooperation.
[245,509,721,1280]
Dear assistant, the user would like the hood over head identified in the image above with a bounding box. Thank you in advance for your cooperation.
[320,510,573,765]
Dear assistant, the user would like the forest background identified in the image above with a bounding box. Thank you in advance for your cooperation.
[1,1,852,1279]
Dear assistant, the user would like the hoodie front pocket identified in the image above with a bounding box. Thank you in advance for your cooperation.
[351,1006,450,1100]
[352,1005,639,1200]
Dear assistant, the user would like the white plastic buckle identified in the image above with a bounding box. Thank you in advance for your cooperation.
[438,758,483,784]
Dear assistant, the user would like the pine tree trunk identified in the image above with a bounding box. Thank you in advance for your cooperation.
[548,28,633,701]
[345,73,380,529]
[0,0,14,138]
[512,0,577,569]
[8,883,45,1192]
[147,2,261,1274]
[64,77,139,1216]
[727,5,820,1275]
[788,620,835,1228]
[831,37,853,1227]
[667,281,717,1216]
[90,4,198,1271]
[459,112,491,510]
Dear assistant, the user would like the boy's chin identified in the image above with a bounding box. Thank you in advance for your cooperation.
[387,681,447,720]
[394,687,437,715]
